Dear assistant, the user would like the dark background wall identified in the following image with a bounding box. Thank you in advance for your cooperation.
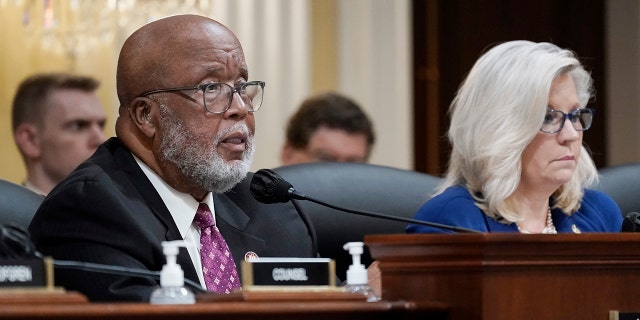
[413,0,606,175]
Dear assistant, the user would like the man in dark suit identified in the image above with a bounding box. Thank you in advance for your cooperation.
[29,14,316,302]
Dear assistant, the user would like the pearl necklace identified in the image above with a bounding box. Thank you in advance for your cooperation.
[517,207,557,234]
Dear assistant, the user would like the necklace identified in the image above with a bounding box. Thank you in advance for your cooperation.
[517,207,557,234]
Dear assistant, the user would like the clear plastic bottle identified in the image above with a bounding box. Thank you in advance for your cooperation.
[150,241,196,305]
[342,242,380,302]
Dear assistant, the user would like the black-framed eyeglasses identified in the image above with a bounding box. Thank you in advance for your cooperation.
[140,81,265,114]
[540,107,594,134]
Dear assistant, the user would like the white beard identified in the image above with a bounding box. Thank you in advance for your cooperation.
[159,104,255,193]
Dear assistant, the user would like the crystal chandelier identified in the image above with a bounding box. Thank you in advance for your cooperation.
[12,0,216,70]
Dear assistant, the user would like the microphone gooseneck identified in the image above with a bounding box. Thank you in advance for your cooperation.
[0,224,207,293]
[34,252,207,294]
[250,169,480,233]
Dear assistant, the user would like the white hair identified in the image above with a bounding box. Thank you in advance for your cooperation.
[438,40,598,222]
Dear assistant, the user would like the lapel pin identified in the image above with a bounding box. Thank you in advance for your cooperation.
[244,251,259,262]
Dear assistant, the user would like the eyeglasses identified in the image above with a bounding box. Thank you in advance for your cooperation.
[140,81,265,114]
[540,107,594,134]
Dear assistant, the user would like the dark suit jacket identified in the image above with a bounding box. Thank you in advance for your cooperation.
[29,137,317,302]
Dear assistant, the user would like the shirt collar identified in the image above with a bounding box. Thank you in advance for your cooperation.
[132,155,215,238]
[23,180,46,196]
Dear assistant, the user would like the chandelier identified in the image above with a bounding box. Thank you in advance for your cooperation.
[11,0,217,70]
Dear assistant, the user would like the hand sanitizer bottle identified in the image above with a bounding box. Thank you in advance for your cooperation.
[342,241,380,302]
[150,240,196,304]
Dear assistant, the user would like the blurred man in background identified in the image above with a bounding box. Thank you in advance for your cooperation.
[12,73,107,195]
[281,92,375,165]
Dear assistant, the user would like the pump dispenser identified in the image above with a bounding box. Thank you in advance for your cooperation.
[342,242,380,302]
[149,240,196,304]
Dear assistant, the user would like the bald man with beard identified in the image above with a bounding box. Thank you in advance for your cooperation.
[29,15,317,302]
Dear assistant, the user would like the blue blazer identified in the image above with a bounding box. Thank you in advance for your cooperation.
[29,137,317,301]
[406,185,623,234]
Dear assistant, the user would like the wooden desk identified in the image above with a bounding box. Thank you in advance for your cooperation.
[367,233,640,320]
[0,290,449,320]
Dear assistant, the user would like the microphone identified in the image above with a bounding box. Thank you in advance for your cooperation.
[250,169,480,233]
[248,168,305,203]
[622,212,640,232]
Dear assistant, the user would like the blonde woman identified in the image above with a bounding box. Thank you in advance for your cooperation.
[408,41,622,234]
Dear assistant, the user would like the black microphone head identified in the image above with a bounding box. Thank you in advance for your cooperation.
[250,169,295,204]
[622,212,640,232]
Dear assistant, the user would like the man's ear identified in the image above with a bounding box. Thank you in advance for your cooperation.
[14,123,41,159]
[129,97,156,138]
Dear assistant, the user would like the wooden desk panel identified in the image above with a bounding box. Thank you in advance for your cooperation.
[366,233,640,320]
[0,290,449,320]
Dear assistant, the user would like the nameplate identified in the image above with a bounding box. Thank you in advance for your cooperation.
[0,258,46,288]
[241,258,335,288]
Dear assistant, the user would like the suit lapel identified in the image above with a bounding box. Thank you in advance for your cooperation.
[213,193,249,230]
[109,138,199,283]
[213,193,266,266]
[112,142,179,237]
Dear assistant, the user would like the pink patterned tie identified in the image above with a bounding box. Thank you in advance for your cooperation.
[194,203,241,293]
